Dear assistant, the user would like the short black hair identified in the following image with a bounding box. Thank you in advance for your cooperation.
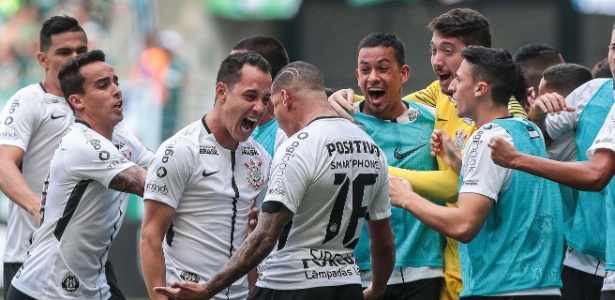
[272,61,325,94]
[461,46,518,106]
[40,15,86,52]
[428,8,492,48]
[513,43,563,91]
[232,36,289,78]
[543,63,592,97]
[58,50,106,109]
[216,52,271,90]
[358,32,405,66]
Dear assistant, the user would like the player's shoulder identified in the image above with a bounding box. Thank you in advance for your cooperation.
[4,84,46,108]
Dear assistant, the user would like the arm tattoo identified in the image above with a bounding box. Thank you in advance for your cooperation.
[203,206,294,297]
[109,166,147,196]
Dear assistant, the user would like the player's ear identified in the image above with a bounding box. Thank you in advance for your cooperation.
[37,51,48,70]
[400,64,411,84]
[68,94,84,110]
[215,83,228,103]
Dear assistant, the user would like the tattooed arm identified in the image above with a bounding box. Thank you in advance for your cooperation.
[153,203,294,300]
[108,165,147,196]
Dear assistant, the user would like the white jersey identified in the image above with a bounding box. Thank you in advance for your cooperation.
[11,121,154,299]
[0,83,74,263]
[546,78,611,161]
[144,118,270,300]
[255,117,391,290]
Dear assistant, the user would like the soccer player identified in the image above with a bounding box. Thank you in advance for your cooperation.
[7,50,154,300]
[153,61,394,300]
[230,36,290,157]
[389,46,564,298]
[139,52,272,300]
[329,10,526,299]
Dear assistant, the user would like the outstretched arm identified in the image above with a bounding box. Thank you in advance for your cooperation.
[490,137,615,191]
[108,165,147,196]
[154,203,294,300]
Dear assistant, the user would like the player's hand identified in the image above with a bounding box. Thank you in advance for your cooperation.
[153,281,208,300]
[327,88,356,122]
[247,203,258,235]
[430,129,461,173]
[363,284,384,300]
[528,92,575,119]
[489,137,519,169]
[388,176,414,209]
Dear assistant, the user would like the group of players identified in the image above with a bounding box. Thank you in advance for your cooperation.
[0,6,615,300]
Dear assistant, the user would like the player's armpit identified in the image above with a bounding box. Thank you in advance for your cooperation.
[109,165,147,196]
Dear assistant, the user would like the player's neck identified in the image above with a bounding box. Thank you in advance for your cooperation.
[204,113,239,150]
[474,105,511,128]
[41,79,63,97]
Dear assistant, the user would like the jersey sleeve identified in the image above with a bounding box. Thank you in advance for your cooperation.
[545,81,595,140]
[388,166,458,203]
[113,121,155,168]
[66,133,136,188]
[143,137,195,208]
[403,80,439,108]
[587,103,615,158]
[262,139,311,214]
[459,124,513,202]
[0,89,40,151]
[507,96,528,119]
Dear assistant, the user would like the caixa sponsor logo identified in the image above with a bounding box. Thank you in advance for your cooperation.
[0,131,18,140]
[146,182,169,195]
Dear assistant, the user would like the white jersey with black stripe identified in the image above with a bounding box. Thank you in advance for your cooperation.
[255,117,391,290]
[143,118,270,300]
[0,83,74,263]
[11,121,154,299]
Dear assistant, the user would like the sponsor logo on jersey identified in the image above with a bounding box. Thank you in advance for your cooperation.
[61,274,80,292]
[241,146,259,156]
[157,166,168,178]
[454,129,468,151]
[301,249,360,280]
[244,159,265,190]
[202,170,218,177]
[200,145,219,155]
[146,182,169,195]
[4,116,13,125]
[467,131,484,173]
[0,131,18,140]
[406,109,420,122]
[354,121,367,132]
[325,140,380,157]
[464,117,475,126]
[50,114,66,119]
[80,129,103,150]
[106,158,128,169]
[180,270,200,283]
[267,179,286,196]
[99,150,110,161]
[463,179,479,186]
[393,143,428,160]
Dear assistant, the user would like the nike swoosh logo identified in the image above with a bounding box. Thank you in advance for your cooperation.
[50,114,66,119]
[393,143,428,160]
[202,170,218,177]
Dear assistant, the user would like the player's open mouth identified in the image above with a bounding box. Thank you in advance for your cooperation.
[241,117,257,133]
[368,87,385,102]
[114,101,123,108]
[438,74,451,82]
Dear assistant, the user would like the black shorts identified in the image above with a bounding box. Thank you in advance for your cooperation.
[602,290,615,300]
[6,283,37,300]
[247,284,363,300]
[377,277,442,300]
[4,262,22,299]
[105,260,126,300]
[462,296,561,300]
[561,265,603,300]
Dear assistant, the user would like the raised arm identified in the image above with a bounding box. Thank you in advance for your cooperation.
[108,165,147,196]
[153,203,294,300]
[0,145,40,224]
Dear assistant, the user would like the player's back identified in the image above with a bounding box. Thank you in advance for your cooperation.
[256,116,390,290]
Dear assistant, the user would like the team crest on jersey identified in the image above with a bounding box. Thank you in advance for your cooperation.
[180,270,200,283]
[244,159,265,190]
[463,117,474,126]
[61,274,80,293]
[454,129,468,150]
